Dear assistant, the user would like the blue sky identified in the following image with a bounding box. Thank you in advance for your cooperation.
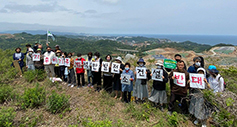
[0,0,236,35]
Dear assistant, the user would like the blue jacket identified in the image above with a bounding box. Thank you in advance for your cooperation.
[187,64,198,73]
[13,53,25,67]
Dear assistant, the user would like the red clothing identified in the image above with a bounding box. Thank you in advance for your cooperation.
[75,58,85,74]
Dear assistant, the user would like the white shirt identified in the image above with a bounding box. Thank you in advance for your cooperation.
[208,74,224,93]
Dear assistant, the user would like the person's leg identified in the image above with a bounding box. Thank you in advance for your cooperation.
[72,69,76,85]
[180,96,188,114]
[120,91,123,100]
[87,70,91,84]
[45,65,50,77]
[168,93,176,113]
[50,65,55,77]
[81,73,85,86]
[68,69,72,84]
[128,92,131,103]
[77,73,81,87]
[124,91,128,103]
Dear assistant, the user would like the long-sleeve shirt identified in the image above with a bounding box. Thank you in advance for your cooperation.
[13,52,24,67]
[121,69,135,86]
[208,74,224,93]
[26,54,34,65]
[152,68,168,90]
[43,51,56,64]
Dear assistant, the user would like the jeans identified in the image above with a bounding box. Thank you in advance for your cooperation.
[45,65,55,77]
[77,73,85,86]
[68,68,76,84]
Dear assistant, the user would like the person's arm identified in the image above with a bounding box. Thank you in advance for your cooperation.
[163,70,169,83]
[146,69,151,80]
[130,70,135,81]
[219,77,225,92]
[21,53,24,60]
[26,55,28,66]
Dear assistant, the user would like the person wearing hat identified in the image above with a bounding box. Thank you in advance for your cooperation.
[44,46,56,77]
[24,44,33,55]
[120,62,134,103]
[54,50,62,78]
[168,60,189,115]
[188,68,211,127]
[148,60,168,111]
[13,47,25,71]
[92,52,103,91]
[26,48,35,70]
[133,58,151,103]
[34,49,44,70]
[67,52,76,87]
[33,41,38,52]
[103,54,113,93]
[113,56,125,100]
[207,65,224,93]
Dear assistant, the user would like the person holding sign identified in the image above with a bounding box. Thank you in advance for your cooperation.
[34,49,44,70]
[75,53,86,88]
[120,63,134,103]
[133,58,151,104]
[103,54,113,93]
[67,53,76,87]
[86,52,94,88]
[188,68,211,127]
[148,60,168,111]
[12,47,24,77]
[44,46,56,77]
[168,60,189,115]
[26,48,35,70]
[113,56,125,100]
[92,52,103,92]
[54,50,61,78]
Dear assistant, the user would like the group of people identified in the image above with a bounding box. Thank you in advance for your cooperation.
[13,44,225,127]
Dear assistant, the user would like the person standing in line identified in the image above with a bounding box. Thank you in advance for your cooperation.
[103,54,113,93]
[26,48,35,71]
[75,53,86,88]
[86,52,94,88]
[92,52,103,92]
[67,53,76,87]
[44,46,56,78]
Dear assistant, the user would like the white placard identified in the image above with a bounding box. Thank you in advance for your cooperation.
[152,68,163,82]
[91,62,100,72]
[44,56,50,65]
[173,72,186,87]
[64,58,71,67]
[190,73,205,89]
[58,58,65,66]
[136,67,147,79]
[121,74,131,85]
[52,57,58,64]
[75,61,82,68]
[111,63,121,74]
[32,53,40,61]
[83,61,90,70]
[101,62,110,72]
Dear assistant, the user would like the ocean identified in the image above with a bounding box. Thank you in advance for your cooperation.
[94,34,237,46]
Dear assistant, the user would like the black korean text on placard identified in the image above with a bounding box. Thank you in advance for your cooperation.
[113,64,119,72]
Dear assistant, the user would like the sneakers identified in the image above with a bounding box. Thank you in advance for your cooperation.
[194,119,199,125]
[77,86,80,89]
[87,83,91,87]
[160,107,164,112]
[71,84,74,88]
[68,83,71,87]
[201,124,207,127]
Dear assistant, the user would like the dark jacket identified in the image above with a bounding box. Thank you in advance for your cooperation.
[13,53,25,67]
[141,68,151,85]
[169,69,189,96]
[153,68,168,90]
[114,63,125,78]
[187,64,198,73]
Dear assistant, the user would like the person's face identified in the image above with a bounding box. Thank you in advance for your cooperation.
[116,60,121,63]
[175,56,181,61]
[177,62,184,70]
[106,56,111,61]
[194,59,201,63]
[88,54,92,57]
[37,51,41,54]
[198,71,204,74]
[55,47,59,50]
[125,65,130,68]
[16,49,20,52]
[38,45,42,49]
[47,48,51,51]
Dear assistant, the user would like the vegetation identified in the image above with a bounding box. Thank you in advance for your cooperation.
[0,85,13,103]
[0,108,16,127]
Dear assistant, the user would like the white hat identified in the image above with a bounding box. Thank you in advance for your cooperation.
[155,60,163,66]
[197,68,206,77]
[115,56,122,62]
[29,48,34,52]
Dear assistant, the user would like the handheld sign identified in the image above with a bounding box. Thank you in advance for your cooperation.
[164,59,177,69]
[136,67,147,79]
[33,53,40,61]
[52,57,58,64]
[101,62,110,72]
[91,62,100,72]
[152,68,163,82]
[111,63,120,74]
[58,58,65,66]
[75,61,82,68]
[190,73,205,89]
[83,61,90,70]
[121,74,130,85]
[173,72,186,87]
[64,58,70,67]
[44,57,50,65]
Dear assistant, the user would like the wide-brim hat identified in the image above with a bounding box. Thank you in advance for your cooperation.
[137,58,146,65]
[208,65,216,70]
[155,60,163,66]
[115,56,122,62]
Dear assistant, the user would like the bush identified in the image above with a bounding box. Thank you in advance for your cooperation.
[24,70,46,83]
[21,83,46,109]
[46,91,70,114]
[0,108,16,127]
[82,118,112,127]
[0,85,13,103]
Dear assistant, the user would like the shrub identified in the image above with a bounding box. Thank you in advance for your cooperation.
[21,83,46,109]
[0,108,16,127]
[82,118,112,127]
[46,91,70,114]
[0,85,13,103]
[24,70,47,83]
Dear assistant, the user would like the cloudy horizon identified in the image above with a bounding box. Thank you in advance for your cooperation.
[0,0,236,35]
